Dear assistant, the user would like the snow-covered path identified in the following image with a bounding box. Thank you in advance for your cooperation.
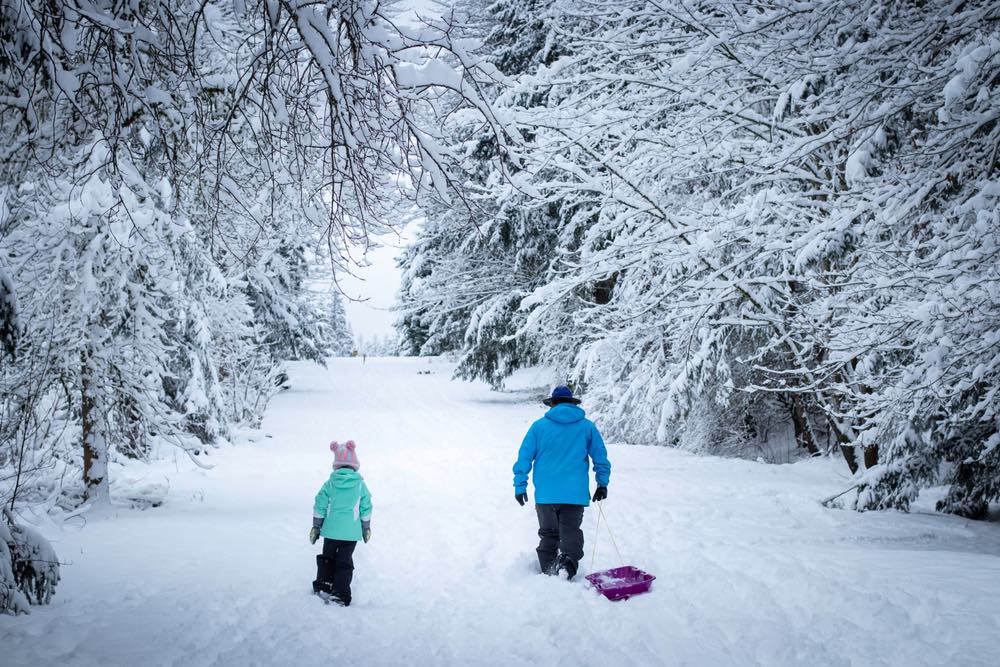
[4,358,1000,666]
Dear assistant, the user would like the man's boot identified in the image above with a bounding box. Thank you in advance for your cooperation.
[556,554,578,581]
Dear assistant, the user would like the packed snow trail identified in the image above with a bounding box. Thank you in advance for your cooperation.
[3,358,1000,666]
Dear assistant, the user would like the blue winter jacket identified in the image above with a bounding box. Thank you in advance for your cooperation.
[513,404,611,506]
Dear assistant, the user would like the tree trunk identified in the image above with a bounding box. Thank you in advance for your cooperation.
[789,395,820,456]
[81,347,110,503]
[864,444,879,469]
[839,444,859,475]
[838,442,879,475]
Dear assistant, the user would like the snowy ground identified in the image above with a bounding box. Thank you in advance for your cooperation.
[3,358,1000,666]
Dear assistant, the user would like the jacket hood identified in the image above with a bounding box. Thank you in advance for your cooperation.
[329,467,362,489]
[545,403,586,424]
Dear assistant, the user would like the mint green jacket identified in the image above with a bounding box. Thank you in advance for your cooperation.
[313,468,372,541]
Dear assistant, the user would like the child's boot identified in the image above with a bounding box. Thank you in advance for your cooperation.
[313,555,336,596]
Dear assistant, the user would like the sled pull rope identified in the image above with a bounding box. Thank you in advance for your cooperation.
[590,501,601,573]
[590,501,625,573]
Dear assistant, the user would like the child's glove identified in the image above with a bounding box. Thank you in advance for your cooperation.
[361,521,371,543]
[515,492,528,506]
[592,486,608,502]
[309,527,321,544]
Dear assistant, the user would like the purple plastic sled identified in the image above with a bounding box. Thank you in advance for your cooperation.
[585,566,656,601]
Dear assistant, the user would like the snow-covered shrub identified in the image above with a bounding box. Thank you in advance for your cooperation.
[1,509,59,615]
[0,520,29,615]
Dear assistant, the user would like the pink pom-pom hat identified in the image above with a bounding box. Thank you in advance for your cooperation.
[330,440,360,470]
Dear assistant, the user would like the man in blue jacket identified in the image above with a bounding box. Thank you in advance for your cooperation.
[513,385,611,580]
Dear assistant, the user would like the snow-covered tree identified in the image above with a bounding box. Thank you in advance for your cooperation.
[355,332,401,357]
[1,507,59,615]
[1,0,512,505]
[397,0,1000,515]
[396,0,570,385]
[326,290,356,358]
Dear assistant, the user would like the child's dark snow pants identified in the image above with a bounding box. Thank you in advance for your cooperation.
[535,504,584,575]
[314,538,356,605]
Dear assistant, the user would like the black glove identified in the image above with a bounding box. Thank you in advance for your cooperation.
[309,526,321,544]
[592,486,608,502]
[515,492,528,506]
[362,521,372,543]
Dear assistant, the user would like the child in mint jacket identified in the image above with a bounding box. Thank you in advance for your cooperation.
[309,440,372,606]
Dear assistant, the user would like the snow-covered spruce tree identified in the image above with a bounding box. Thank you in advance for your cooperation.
[355,333,401,357]
[160,229,233,447]
[396,0,571,386]
[324,288,356,358]
[396,210,486,357]
[1,0,511,503]
[245,243,332,367]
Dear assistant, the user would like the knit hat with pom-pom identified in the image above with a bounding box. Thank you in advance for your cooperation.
[330,440,360,470]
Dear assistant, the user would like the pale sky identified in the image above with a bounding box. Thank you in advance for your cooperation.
[338,223,417,341]
[339,0,446,340]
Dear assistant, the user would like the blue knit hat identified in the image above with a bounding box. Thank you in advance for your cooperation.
[543,385,581,406]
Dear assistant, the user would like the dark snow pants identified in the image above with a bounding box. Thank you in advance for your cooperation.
[535,504,584,574]
[314,538,356,605]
